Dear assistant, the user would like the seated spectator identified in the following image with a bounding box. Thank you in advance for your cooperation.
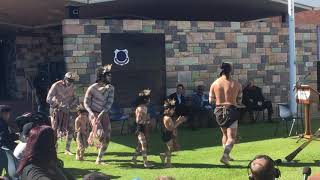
[0,105,19,151]
[16,125,75,180]
[191,85,214,129]
[248,155,281,180]
[83,172,111,180]
[0,146,19,180]
[14,112,51,160]
[242,81,273,123]
[168,84,189,117]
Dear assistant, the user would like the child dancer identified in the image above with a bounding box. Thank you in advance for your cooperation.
[75,105,90,161]
[160,99,186,168]
[131,89,154,168]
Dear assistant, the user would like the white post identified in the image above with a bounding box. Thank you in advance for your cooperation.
[288,0,297,115]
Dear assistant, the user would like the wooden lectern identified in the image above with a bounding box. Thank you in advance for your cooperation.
[295,85,320,138]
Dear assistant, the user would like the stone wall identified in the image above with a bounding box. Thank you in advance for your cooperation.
[15,26,63,98]
[62,19,318,114]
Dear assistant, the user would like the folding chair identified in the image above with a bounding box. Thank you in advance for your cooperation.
[109,104,129,135]
[274,103,303,136]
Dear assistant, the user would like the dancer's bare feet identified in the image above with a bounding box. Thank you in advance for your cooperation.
[64,149,74,155]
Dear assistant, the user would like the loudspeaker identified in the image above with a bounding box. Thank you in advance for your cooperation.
[67,6,80,19]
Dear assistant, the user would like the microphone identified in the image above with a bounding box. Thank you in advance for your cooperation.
[303,72,311,80]
[275,159,282,165]
[303,166,311,180]
[294,72,311,91]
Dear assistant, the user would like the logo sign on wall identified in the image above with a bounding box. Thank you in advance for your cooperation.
[114,49,129,66]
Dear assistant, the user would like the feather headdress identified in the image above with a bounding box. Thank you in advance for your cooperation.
[139,89,151,97]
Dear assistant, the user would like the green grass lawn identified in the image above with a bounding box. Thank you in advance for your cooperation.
[58,121,320,180]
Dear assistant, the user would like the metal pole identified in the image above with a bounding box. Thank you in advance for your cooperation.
[288,0,297,115]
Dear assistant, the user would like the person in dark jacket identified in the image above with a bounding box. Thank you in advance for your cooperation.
[191,85,214,129]
[168,84,188,117]
[242,81,273,123]
[0,105,18,151]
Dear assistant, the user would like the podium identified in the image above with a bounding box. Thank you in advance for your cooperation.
[295,85,320,138]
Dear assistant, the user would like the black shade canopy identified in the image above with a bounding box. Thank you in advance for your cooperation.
[79,0,310,21]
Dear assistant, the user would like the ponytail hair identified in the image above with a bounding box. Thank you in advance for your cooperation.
[219,62,232,79]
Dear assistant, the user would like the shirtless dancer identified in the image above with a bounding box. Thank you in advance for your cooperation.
[84,64,114,164]
[75,104,90,161]
[46,72,78,155]
[209,62,242,165]
[131,89,154,168]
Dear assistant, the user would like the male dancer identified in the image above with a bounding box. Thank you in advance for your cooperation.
[84,64,114,164]
[209,62,242,165]
[46,72,78,155]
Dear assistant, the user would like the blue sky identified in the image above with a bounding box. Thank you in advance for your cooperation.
[295,0,320,8]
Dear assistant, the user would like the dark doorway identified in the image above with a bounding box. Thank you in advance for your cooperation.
[0,40,8,99]
[101,33,166,107]
[0,38,15,99]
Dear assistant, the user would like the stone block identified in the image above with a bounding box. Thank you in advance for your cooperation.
[64,44,77,51]
[192,71,200,80]
[215,32,225,40]
[123,20,142,31]
[77,57,90,63]
[203,32,215,40]
[63,19,80,25]
[177,21,191,30]
[231,22,241,30]
[187,33,203,43]
[178,71,192,82]
[143,26,153,33]
[193,47,201,54]
[167,72,178,82]
[64,38,76,44]
[63,25,84,35]
[143,20,155,26]
[73,51,86,56]
[178,57,199,65]
[91,20,105,26]
[84,25,97,35]
[64,57,76,63]
[197,22,214,29]
[236,35,248,43]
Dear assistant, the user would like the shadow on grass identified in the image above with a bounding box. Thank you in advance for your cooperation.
[65,168,121,179]
[117,161,247,169]
[111,119,320,153]
[111,122,283,152]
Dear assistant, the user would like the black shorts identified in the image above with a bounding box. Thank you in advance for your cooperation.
[161,130,173,143]
[214,105,239,128]
[135,124,146,135]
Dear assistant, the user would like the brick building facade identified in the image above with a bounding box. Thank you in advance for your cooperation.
[62,19,319,114]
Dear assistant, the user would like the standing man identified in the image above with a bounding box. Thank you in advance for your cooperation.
[46,72,78,155]
[84,64,114,165]
[209,62,242,165]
